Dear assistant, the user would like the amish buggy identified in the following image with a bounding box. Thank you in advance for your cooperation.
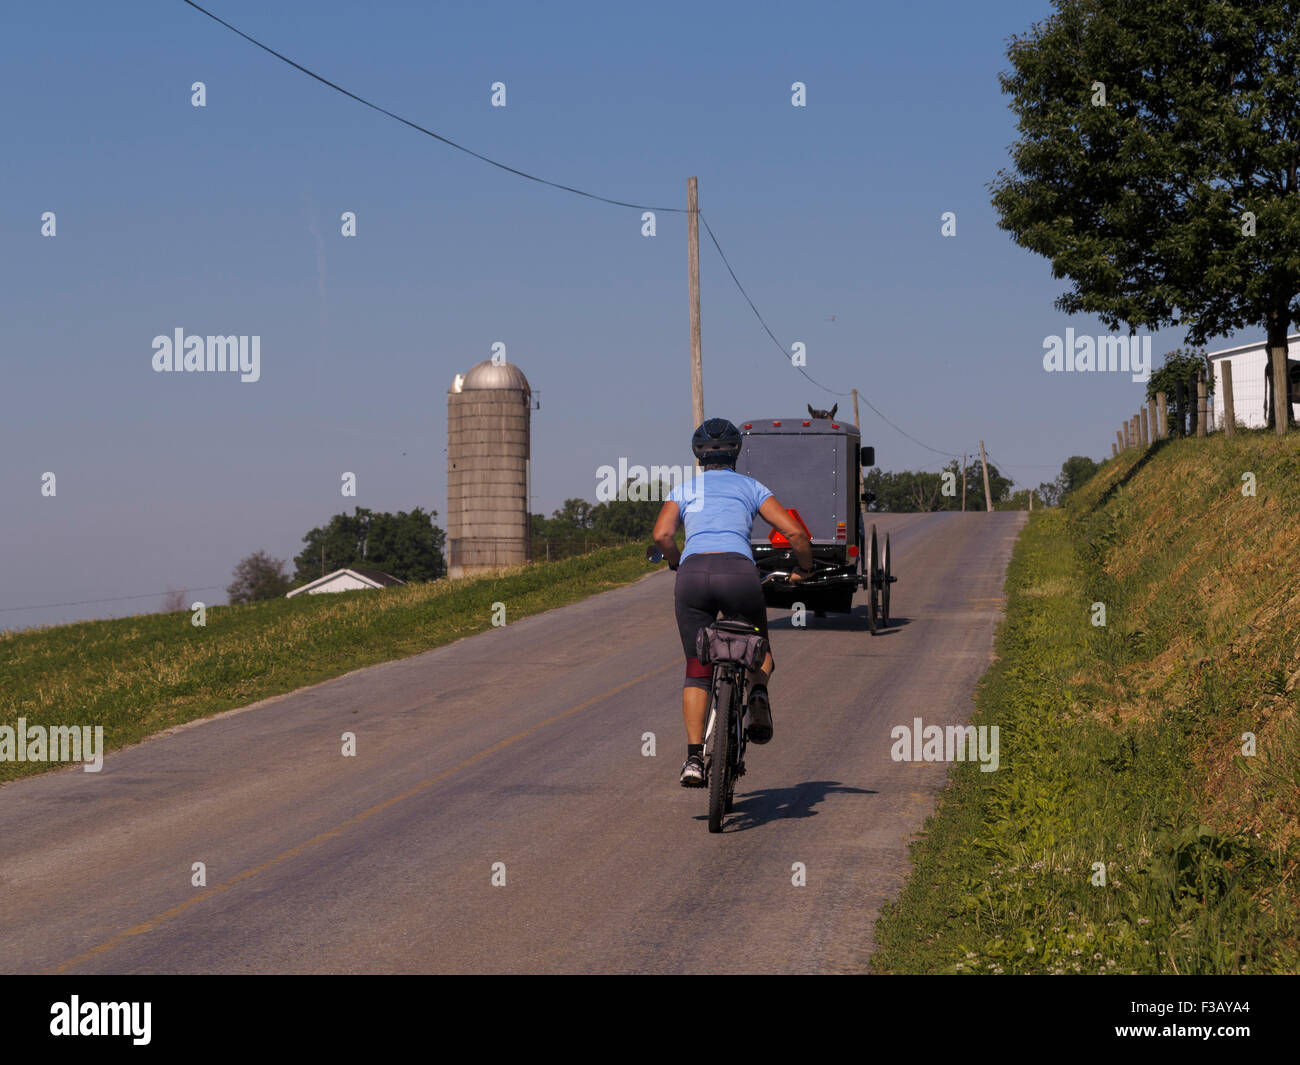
[738,407,895,630]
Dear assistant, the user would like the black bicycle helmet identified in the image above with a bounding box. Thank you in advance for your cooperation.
[691,418,742,466]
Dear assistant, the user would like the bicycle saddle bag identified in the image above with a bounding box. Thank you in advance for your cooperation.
[696,618,769,669]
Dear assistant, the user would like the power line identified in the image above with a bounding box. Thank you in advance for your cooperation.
[0,586,227,614]
[179,0,684,214]
[702,208,967,457]
[697,212,849,398]
[181,1,962,460]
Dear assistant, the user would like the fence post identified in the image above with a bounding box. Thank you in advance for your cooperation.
[1156,391,1168,439]
[1140,407,1150,447]
[1147,396,1157,445]
[1197,371,1208,437]
[1221,360,1236,437]
[1111,441,1118,458]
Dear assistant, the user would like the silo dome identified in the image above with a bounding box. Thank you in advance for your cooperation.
[446,360,532,577]
[460,360,531,393]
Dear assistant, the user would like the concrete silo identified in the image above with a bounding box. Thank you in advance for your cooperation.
[446,359,532,577]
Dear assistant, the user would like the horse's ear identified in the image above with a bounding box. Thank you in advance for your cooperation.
[807,404,815,417]
[830,404,838,419]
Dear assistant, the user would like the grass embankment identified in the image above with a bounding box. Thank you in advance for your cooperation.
[0,544,651,784]
[874,431,1300,974]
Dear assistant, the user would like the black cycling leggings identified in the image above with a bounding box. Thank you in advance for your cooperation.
[673,552,770,690]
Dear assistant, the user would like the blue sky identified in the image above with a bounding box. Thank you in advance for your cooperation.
[1,1,1222,629]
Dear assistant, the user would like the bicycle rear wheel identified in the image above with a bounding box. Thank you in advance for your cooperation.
[707,677,732,833]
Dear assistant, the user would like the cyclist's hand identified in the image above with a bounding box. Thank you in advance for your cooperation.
[787,570,807,584]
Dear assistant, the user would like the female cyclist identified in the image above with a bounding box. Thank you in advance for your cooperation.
[651,418,814,787]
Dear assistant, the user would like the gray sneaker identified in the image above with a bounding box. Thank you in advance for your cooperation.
[679,754,706,787]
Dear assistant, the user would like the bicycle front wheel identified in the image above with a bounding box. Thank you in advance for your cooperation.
[707,677,732,833]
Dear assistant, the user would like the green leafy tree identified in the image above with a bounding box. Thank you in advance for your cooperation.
[228,550,292,604]
[990,0,1300,432]
[363,508,447,582]
[591,479,670,539]
[866,461,1012,512]
[1057,455,1100,496]
[293,507,446,583]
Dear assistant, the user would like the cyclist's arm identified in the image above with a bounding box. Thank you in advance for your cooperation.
[652,500,682,566]
[759,496,814,573]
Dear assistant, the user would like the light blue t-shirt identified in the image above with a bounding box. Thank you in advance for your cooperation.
[667,469,774,561]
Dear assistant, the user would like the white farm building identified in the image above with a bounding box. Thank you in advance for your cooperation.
[286,568,405,597]
[1208,334,1300,430]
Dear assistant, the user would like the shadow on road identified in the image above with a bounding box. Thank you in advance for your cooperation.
[695,779,876,832]
[768,612,912,635]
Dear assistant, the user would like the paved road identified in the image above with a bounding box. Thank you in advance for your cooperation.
[0,512,1026,974]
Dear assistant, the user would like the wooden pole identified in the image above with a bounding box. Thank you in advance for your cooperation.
[687,177,704,441]
[1197,371,1208,437]
[979,440,993,512]
[852,388,866,504]
[1122,422,1130,450]
[1147,396,1157,446]
[960,453,967,512]
[1116,429,1124,454]
[1029,489,1034,511]
[1140,406,1149,447]
[1269,317,1290,434]
[1222,360,1236,437]
[1111,441,1118,458]
[1156,391,1168,439]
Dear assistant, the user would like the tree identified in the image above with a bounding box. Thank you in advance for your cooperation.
[865,461,1012,512]
[1057,455,1100,496]
[990,0,1300,434]
[591,480,667,539]
[550,498,596,531]
[363,508,447,582]
[293,507,446,583]
[1034,480,1063,507]
[228,550,292,604]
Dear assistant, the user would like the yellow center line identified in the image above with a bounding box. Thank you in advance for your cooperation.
[50,660,678,973]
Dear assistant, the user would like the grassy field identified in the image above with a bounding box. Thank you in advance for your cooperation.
[0,544,652,785]
[873,430,1300,974]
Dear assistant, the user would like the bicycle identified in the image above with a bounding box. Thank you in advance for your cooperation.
[697,617,766,832]
[648,545,787,832]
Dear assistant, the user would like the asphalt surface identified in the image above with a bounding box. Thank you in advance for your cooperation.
[0,511,1026,974]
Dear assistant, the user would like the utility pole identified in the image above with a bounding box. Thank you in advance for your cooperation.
[979,440,993,512]
[687,177,704,440]
[852,388,866,503]
[960,454,967,512]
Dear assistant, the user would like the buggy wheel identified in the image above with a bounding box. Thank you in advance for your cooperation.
[882,532,892,626]
[707,679,731,833]
[865,525,879,633]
